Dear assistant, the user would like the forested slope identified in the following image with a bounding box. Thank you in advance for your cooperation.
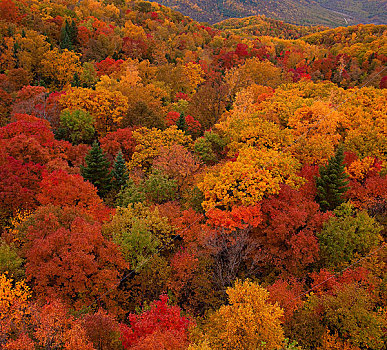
[152,0,387,26]
[0,0,386,349]
[315,0,387,25]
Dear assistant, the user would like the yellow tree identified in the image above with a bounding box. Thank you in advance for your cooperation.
[288,101,343,164]
[95,59,141,92]
[0,37,17,71]
[226,84,274,119]
[204,280,284,350]
[15,30,50,74]
[217,116,293,156]
[250,80,342,127]
[0,274,31,339]
[225,58,288,97]
[95,60,167,128]
[183,62,205,94]
[128,126,192,170]
[339,87,387,163]
[198,147,303,211]
[39,48,82,90]
[122,20,147,41]
[75,0,119,19]
[59,87,128,135]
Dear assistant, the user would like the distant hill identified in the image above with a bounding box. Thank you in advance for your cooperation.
[151,0,387,26]
[314,0,387,25]
[214,16,328,40]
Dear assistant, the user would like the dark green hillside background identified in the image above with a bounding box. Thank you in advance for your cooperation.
[152,0,387,26]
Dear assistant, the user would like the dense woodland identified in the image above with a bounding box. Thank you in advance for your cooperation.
[151,0,387,26]
[0,0,386,349]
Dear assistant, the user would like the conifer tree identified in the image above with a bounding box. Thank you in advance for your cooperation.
[69,19,78,46]
[81,141,112,197]
[316,147,349,212]
[176,113,186,132]
[60,19,73,50]
[112,150,129,191]
[72,72,80,87]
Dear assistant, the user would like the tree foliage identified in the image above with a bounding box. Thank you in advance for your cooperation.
[56,109,95,145]
[81,141,112,198]
[318,203,382,269]
[60,87,128,135]
[112,150,129,191]
[316,147,350,212]
[23,206,127,311]
[198,147,303,210]
[0,1,386,348]
[120,295,193,350]
[204,279,284,350]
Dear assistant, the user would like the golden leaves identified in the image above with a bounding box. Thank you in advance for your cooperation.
[40,48,82,90]
[128,126,192,170]
[0,274,30,333]
[183,62,205,93]
[288,101,343,165]
[60,87,128,135]
[205,280,284,350]
[198,147,303,210]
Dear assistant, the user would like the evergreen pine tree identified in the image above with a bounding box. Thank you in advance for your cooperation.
[69,19,78,45]
[60,20,73,50]
[13,42,19,58]
[176,113,186,132]
[72,72,80,87]
[112,150,129,191]
[316,147,349,212]
[81,141,112,197]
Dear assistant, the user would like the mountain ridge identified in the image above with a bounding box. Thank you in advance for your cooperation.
[150,0,387,26]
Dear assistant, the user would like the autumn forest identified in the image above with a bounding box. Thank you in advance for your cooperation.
[0,0,386,349]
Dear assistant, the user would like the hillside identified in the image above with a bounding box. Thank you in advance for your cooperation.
[152,0,387,26]
[215,16,328,40]
[0,0,386,349]
[315,0,387,25]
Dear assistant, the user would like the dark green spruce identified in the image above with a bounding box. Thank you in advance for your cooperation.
[316,147,349,212]
[69,19,78,45]
[112,150,129,191]
[60,20,72,50]
[81,141,112,197]
[176,113,186,132]
[60,19,77,51]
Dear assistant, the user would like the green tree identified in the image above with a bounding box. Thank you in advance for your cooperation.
[72,72,81,87]
[103,204,173,270]
[81,141,112,197]
[60,19,73,51]
[117,179,146,207]
[318,203,382,269]
[0,242,24,280]
[111,150,129,191]
[143,171,177,204]
[321,283,386,350]
[193,131,227,165]
[60,19,77,51]
[69,19,78,46]
[56,109,95,145]
[176,112,186,132]
[316,147,349,212]
[287,282,386,350]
